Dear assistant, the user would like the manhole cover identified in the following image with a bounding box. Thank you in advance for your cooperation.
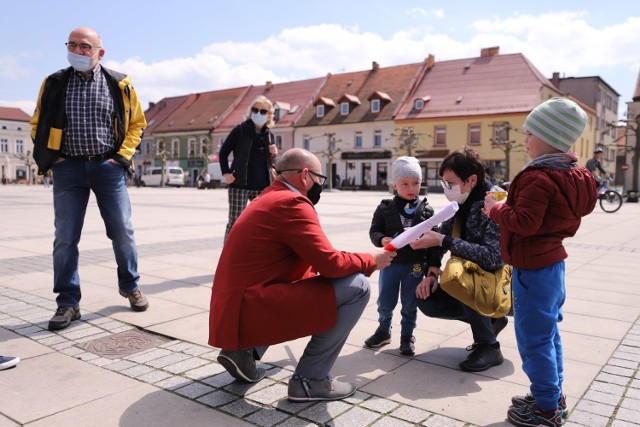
[78,330,172,359]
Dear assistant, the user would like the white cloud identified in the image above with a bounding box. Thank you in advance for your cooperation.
[101,12,640,109]
[0,54,33,79]
[0,99,35,116]
[407,8,445,18]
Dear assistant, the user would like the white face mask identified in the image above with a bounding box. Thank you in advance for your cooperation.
[443,184,471,205]
[67,52,95,72]
[251,112,268,127]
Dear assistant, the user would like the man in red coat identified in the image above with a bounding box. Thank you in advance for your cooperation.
[209,148,395,402]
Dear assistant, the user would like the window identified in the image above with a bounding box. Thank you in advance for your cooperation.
[275,135,283,150]
[354,132,363,148]
[16,140,24,154]
[173,139,181,158]
[145,142,151,156]
[374,131,382,148]
[340,102,349,116]
[316,105,325,117]
[331,136,336,150]
[492,122,508,144]
[187,139,195,158]
[17,126,22,131]
[303,136,310,150]
[157,140,165,153]
[414,99,424,110]
[0,138,8,153]
[199,138,207,156]
[371,99,380,113]
[274,107,281,122]
[468,124,481,145]
[434,126,446,146]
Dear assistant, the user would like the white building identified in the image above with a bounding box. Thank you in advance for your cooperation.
[0,107,34,184]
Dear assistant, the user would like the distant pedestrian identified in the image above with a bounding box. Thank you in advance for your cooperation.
[485,98,597,427]
[219,95,278,241]
[29,26,149,331]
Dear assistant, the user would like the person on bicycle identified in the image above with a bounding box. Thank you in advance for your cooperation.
[585,148,608,185]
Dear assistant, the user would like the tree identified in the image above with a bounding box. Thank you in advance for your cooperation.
[312,132,342,190]
[489,122,525,182]
[612,114,640,194]
[391,127,430,156]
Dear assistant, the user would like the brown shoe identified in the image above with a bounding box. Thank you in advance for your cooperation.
[48,306,81,331]
[119,289,149,312]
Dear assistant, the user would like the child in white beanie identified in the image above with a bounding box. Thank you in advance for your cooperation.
[366,156,438,355]
[484,98,598,427]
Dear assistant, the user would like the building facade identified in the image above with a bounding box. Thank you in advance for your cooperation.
[0,107,34,184]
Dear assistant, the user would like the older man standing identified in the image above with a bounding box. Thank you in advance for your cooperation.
[30,27,148,331]
[209,148,396,402]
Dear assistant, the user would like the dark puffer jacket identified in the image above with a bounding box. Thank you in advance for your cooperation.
[370,197,440,268]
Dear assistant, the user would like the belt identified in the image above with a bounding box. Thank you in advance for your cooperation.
[60,151,115,162]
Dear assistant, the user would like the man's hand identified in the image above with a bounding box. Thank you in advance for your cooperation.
[223,173,235,184]
[371,248,396,270]
[269,145,278,156]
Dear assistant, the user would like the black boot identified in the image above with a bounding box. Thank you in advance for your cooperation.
[459,342,503,372]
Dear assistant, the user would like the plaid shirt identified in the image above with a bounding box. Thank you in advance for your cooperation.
[63,66,116,156]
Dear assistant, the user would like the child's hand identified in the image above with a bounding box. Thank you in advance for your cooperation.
[483,192,502,216]
[381,237,393,247]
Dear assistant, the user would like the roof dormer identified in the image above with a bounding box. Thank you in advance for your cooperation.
[313,96,336,118]
[337,94,361,116]
[414,96,431,111]
[367,91,392,113]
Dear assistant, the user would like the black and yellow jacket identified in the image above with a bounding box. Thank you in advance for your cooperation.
[29,66,147,175]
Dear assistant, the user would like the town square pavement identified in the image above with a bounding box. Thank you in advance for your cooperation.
[1,184,639,426]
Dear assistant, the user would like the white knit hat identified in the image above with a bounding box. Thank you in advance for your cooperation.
[392,156,422,183]
[523,97,588,152]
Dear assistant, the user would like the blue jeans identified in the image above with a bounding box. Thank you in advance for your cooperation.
[51,158,140,307]
[513,262,565,412]
[417,286,496,345]
[376,262,421,337]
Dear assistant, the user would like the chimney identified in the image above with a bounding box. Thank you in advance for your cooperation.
[425,54,435,69]
[480,46,500,57]
[265,81,273,90]
[372,61,379,71]
[148,102,155,109]
[551,72,561,88]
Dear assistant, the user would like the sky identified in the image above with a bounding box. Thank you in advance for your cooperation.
[1,0,639,119]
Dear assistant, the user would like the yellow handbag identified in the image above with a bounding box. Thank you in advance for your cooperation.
[439,217,512,318]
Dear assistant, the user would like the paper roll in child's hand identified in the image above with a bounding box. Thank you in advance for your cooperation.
[384,201,459,251]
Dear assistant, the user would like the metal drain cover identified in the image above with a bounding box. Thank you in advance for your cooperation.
[78,330,172,359]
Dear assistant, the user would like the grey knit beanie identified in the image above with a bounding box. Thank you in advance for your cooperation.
[392,156,422,183]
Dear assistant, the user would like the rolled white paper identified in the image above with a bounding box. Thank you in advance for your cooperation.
[384,201,459,251]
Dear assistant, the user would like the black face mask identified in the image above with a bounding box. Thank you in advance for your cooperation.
[307,182,323,205]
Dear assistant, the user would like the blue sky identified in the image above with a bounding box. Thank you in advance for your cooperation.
[1,0,638,118]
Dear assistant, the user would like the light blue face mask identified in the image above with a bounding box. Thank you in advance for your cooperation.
[251,112,268,127]
[67,52,94,72]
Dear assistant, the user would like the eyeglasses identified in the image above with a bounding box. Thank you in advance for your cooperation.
[251,107,269,115]
[440,179,464,190]
[277,169,327,186]
[66,42,101,53]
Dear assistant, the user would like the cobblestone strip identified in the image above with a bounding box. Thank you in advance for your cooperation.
[0,286,474,426]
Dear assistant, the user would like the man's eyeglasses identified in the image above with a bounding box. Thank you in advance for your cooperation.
[251,107,269,115]
[66,42,101,53]
[277,169,327,186]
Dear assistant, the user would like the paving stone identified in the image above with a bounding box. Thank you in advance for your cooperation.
[583,389,623,406]
[74,351,100,361]
[273,398,314,415]
[603,364,636,377]
[37,335,69,346]
[264,366,293,382]
[298,401,351,424]
[163,357,208,374]
[589,381,626,396]
[145,352,190,368]
[390,405,432,423]
[329,406,381,427]
[183,362,226,379]
[615,407,640,424]
[574,399,616,418]
[245,408,290,427]
[630,378,640,389]
[196,390,238,408]
[596,372,631,386]
[160,341,194,352]
[371,416,416,427]
[343,390,368,405]
[74,331,112,343]
[136,370,173,384]
[220,398,264,417]
[87,316,113,325]
[198,350,220,360]
[568,410,611,427]
[109,325,135,334]
[201,372,236,388]
[610,420,640,427]
[360,396,400,414]
[275,417,316,427]
[59,326,105,340]
[52,341,77,350]
[103,360,137,372]
[622,338,640,348]
[60,346,85,356]
[620,396,640,411]
[609,358,640,370]
[88,357,116,367]
[422,413,466,427]
[174,382,216,399]
[245,383,288,405]
[225,378,275,395]
[181,344,211,356]
[120,364,155,378]
[154,375,192,390]
[126,348,173,364]
[626,387,640,400]
[14,325,44,336]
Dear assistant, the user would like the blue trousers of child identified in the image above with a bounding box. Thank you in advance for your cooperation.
[376,262,421,337]
[513,261,565,412]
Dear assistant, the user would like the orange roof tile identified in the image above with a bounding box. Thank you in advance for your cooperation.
[143,95,190,135]
[0,106,31,122]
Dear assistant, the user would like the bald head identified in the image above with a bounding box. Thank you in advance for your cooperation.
[69,27,102,46]
[277,148,320,172]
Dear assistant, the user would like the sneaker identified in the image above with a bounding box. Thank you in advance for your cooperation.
[48,306,81,331]
[507,404,563,427]
[287,375,357,402]
[399,335,416,356]
[364,329,391,348]
[511,393,567,416]
[0,356,20,370]
[119,289,149,312]
[459,343,503,372]
[217,349,266,383]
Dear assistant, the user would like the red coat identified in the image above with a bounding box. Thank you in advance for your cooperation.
[208,180,377,350]
[489,166,597,269]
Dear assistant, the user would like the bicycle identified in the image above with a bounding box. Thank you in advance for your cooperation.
[596,177,623,213]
